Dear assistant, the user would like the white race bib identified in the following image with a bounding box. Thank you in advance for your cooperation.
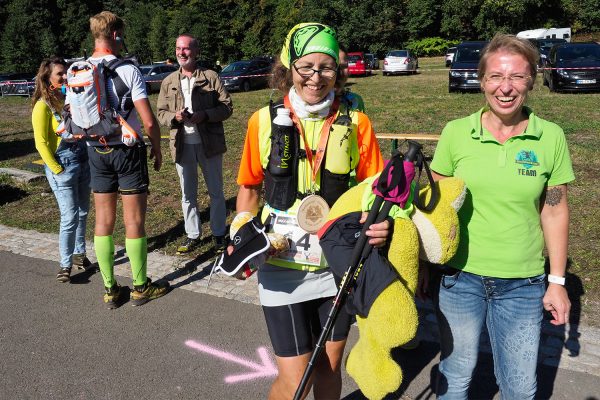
[267,210,323,266]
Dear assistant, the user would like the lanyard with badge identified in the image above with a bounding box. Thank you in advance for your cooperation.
[267,97,339,267]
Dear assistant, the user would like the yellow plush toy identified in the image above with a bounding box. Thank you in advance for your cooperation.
[327,177,466,400]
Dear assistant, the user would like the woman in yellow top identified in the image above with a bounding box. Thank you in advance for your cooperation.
[31,57,91,282]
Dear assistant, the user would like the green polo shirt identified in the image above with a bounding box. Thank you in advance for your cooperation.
[431,107,575,278]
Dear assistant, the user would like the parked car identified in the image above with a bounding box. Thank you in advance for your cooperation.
[197,59,218,71]
[543,42,600,92]
[364,53,379,69]
[383,50,418,75]
[529,38,567,67]
[139,64,178,93]
[219,58,272,92]
[347,52,371,76]
[445,46,457,67]
[448,41,488,93]
[0,72,36,96]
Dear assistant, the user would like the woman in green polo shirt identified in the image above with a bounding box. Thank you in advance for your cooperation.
[428,33,574,399]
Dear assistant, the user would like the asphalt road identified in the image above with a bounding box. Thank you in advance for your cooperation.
[1,251,598,400]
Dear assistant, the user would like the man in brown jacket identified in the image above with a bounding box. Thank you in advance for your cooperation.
[157,34,233,254]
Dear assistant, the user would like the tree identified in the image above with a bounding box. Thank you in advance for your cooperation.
[573,0,600,32]
[0,0,59,72]
[404,0,441,40]
[148,11,170,62]
[122,0,161,64]
[440,0,483,39]
[56,0,93,58]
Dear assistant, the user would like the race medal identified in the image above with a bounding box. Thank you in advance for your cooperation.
[297,195,329,234]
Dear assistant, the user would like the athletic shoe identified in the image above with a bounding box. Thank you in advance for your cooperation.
[177,237,199,254]
[130,278,170,306]
[213,235,226,254]
[72,253,91,270]
[56,267,71,283]
[103,284,123,309]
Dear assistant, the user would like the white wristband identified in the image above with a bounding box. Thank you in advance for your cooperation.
[548,274,566,286]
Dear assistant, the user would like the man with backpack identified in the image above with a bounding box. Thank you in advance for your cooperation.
[84,11,168,308]
[157,34,232,255]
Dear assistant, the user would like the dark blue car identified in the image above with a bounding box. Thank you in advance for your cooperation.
[219,59,272,92]
[543,42,600,92]
[448,41,488,93]
[529,38,567,68]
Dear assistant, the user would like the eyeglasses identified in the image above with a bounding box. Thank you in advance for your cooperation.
[485,74,531,86]
[293,64,337,79]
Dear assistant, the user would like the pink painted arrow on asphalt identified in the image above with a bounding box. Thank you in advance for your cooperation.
[185,340,278,383]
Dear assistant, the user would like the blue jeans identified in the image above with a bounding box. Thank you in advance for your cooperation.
[45,141,91,269]
[435,270,545,400]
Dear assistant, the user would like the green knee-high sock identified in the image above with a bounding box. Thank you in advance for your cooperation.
[95,235,115,288]
[126,237,147,287]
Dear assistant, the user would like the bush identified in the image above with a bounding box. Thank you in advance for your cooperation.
[405,37,460,57]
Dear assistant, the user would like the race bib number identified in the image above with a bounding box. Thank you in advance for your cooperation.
[268,212,323,266]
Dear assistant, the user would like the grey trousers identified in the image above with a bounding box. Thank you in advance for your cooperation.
[175,143,227,238]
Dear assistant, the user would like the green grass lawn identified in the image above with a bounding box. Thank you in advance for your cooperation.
[1,56,598,323]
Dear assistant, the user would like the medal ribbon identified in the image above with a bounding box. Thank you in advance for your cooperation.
[284,95,340,182]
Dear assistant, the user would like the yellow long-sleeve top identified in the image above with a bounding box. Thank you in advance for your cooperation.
[32,100,63,174]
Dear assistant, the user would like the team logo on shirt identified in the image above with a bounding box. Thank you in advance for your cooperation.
[515,150,539,176]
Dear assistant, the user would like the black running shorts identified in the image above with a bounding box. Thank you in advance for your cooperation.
[87,143,149,194]
[262,297,352,357]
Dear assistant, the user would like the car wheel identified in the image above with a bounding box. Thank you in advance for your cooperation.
[242,80,251,92]
[449,85,455,93]
[383,71,388,76]
[548,78,556,92]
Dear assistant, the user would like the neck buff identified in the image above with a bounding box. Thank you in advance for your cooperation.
[280,23,339,68]
[288,87,335,121]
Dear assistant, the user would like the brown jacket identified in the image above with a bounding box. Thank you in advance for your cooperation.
[157,67,233,162]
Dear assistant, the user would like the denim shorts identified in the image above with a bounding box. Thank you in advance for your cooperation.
[87,144,149,194]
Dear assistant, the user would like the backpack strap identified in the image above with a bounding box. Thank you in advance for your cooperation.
[102,58,135,118]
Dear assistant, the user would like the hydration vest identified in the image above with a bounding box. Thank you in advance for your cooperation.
[263,98,357,211]
[57,58,138,144]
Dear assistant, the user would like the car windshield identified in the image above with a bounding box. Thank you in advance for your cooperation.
[557,45,600,62]
[388,51,408,58]
[539,40,566,52]
[348,55,362,62]
[455,47,483,62]
[365,54,374,60]
[221,62,250,73]
[139,67,152,75]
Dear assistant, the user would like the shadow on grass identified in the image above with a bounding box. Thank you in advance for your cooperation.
[146,196,237,253]
[0,137,36,161]
[0,184,28,205]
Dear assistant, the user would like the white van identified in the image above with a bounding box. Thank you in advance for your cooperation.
[517,28,571,42]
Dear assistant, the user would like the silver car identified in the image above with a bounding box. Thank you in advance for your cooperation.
[139,64,179,93]
[445,47,457,67]
[383,50,418,75]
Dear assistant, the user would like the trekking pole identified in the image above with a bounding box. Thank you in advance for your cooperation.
[293,142,423,400]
